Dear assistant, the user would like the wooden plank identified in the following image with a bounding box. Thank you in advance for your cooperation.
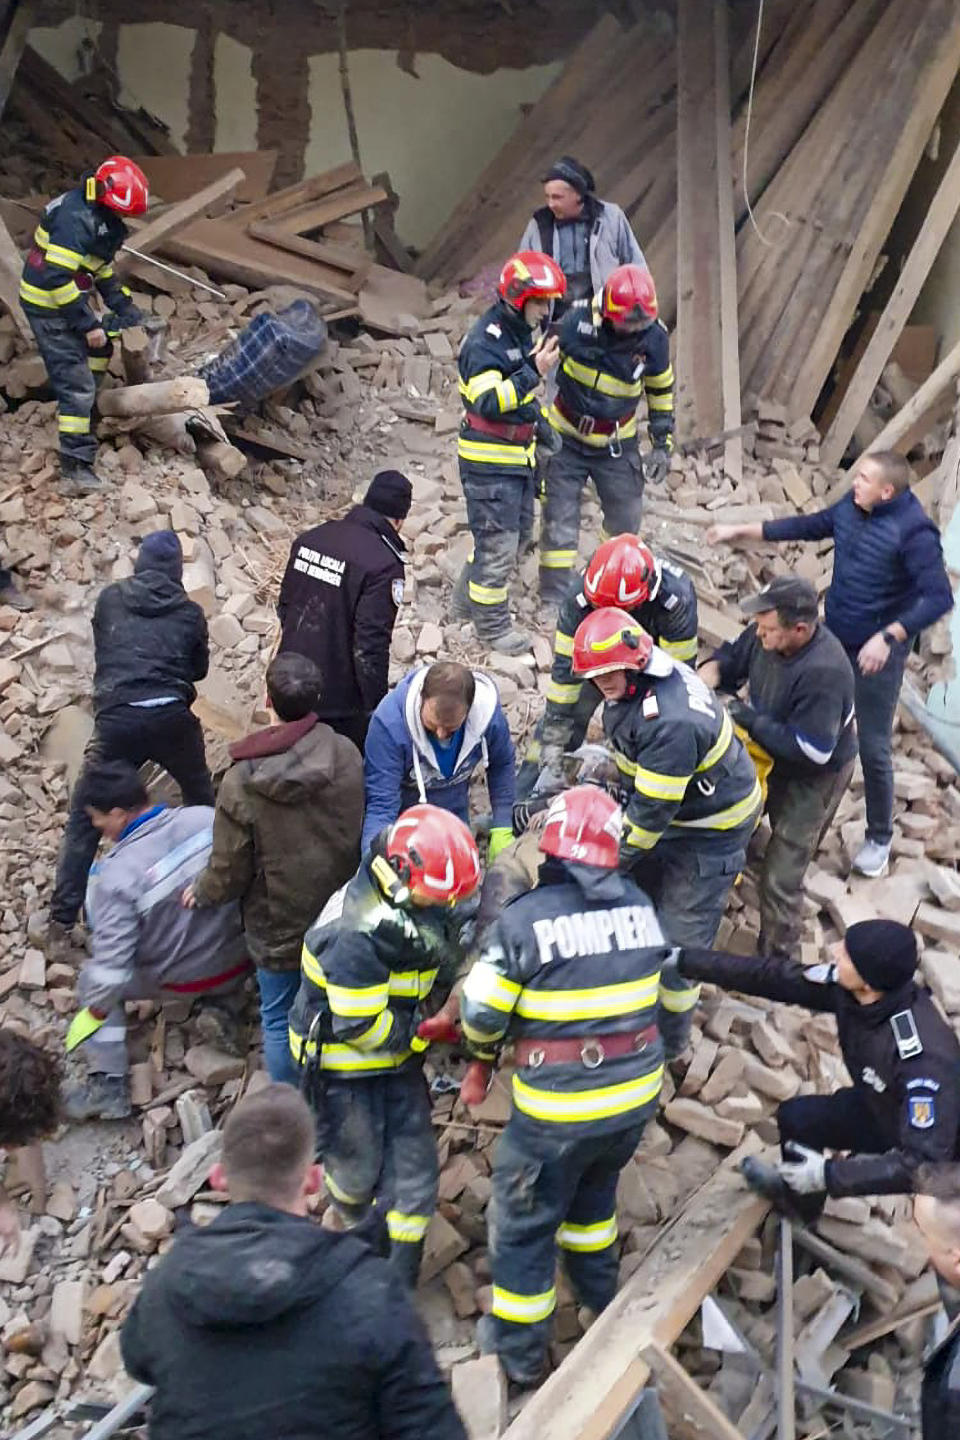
[0,211,30,341]
[247,222,370,285]
[0,0,34,122]
[224,420,326,464]
[125,168,246,260]
[643,1343,745,1440]
[840,1272,940,1350]
[862,336,960,459]
[131,151,277,204]
[501,1138,768,1440]
[223,161,363,229]
[821,126,960,466]
[268,182,389,237]
[714,1,741,487]
[159,219,358,304]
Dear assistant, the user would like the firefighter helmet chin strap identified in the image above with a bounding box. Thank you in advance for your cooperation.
[371,854,411,907]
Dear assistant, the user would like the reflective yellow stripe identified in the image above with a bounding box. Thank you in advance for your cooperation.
[35,226,50,246]
[624,820,662,851]
[58,415,91,434]
[43,244,85,271]
[659,982,701,1014]
[389,968,439,999]
[492,1284,557,1324]
[302,945,325,988]
[463,961,522,1014]
[96,263,112,278]
[325,1171,368,1206]
[672,777,762,832]
[556,1215,618,1252]
[548,403,638,448]
[387,1210,431,1243]
[547,680,583,706]
[562,355,643,399]
[512,1065,664,1123]
[20,278,81,307]
[698,710,732,772]
[644,365,674,389]
[461,1016,504,1047]
[459,370,509,404]
[634,767,689,803]
[615,752,637,777]
[468,579,508,605]
[647,394,674,412]
[89,357,110,372]
[540,549,578,569]
[659,635,698,662]
[288,1027,413,1071]
[351,1010,394,1051]
[458,437,536,466]
[515,975,659,1022]
[554,631,575,658]
[326,981,390,1018]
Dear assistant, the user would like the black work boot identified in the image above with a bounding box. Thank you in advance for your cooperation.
[63,1072,132,1122]
[60,457,103,495]
[451,565,472,621]
[476,1314,544,1388]
[740,1157,824,1224]
[0,577,34,611]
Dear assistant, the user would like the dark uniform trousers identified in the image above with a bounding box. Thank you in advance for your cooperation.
[760,761,854,959]
[540,439,645,602]
[319,1069,439,1289]
[488,1120,646,1379]
[627,816,754,951]
[458,460,537,638]
[51,701,214,927]
[27,312,113,464]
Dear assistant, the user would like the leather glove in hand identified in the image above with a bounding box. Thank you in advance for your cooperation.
[727,698,756,730]
[644,446,671,485]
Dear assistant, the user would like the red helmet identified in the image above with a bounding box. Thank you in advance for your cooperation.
[584,535,659,609]
[94,156,149,216]
[385,804,480,907]
[572,608,653,679]
[601,264,658,327]
[539,785,623,869]
[498,250,566,311]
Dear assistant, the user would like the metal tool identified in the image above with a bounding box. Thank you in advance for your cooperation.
[120,246,228,300]
[775,1217,795,1440]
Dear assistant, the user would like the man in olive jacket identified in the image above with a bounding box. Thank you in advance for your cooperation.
[184,654,363,1085]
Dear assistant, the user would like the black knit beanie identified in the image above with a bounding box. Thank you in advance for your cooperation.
[364,470,413,520]
[135,530,183,581]
[845,919,917,991]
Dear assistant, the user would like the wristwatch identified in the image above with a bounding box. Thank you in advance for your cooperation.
[882,629,900,646]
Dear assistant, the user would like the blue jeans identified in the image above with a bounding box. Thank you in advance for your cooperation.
[845,641,907,845]
[256,969,301,1087]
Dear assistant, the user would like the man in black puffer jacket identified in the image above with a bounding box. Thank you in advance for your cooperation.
[48,530,212,955]
[121,1084,465,1440]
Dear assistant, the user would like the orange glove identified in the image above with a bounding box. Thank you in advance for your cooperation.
[416,1014,462,1045]
[460,1060,492,1107]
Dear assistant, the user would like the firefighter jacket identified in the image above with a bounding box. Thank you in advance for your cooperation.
[288,855,460,1077]
[458,300,542,470]
[277,504,405,724]
[549,301,674,451]
[20,182,140,334]
[542,560,698,757]
[603,658,761,860]
[678,948,960,1196]
[461,858,699,1136]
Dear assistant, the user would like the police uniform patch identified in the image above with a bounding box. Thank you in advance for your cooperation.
[909,1095,936,1129]
[391,578,404,607]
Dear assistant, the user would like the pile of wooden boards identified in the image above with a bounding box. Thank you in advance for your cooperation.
[417,0,960,444]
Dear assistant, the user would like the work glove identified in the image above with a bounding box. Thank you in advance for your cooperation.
[643,446,671,485]
[727,698,756,731]
[779,1142,828,1194]
[65,1007,106,1052]
[488,827,513,861]
[416,1014,462,1046]
[459,1060,493,1108]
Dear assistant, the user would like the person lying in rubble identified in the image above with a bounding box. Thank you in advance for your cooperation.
[62,759,249,1122]
[0,1029,62,1254]
[675,920,960,1221]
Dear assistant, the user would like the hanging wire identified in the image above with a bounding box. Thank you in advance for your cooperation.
[741,0,791,248]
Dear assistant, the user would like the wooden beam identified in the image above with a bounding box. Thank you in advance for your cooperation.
[862,336,960,459]
[0,211,30,341]
[0,0,33,122]
[131,151,278,205]
[223,160,363,229]
[160,219,359,305]
[714,1,741,487]
[501,1138,768,1440]
[267,182,389,237]
[247,222,371,287]
[643,1343,745,1440]
[124,168,246,261]
[822,129,960,467]
[98,377,210,419]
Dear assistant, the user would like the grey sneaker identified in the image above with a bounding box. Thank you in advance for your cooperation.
[852,838,891,878]
[63,1073,132,1122]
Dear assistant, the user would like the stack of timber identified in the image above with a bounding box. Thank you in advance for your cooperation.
[419,0,960,446]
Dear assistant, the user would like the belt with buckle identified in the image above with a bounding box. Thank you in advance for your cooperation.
[463,412,536,443]
[554,396,632,438]
[513,1024,658,1070]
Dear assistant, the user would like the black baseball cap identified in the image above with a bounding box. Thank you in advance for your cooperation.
[741,575,818,624]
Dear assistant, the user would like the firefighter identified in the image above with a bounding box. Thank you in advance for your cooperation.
[459,786,698,1385]
[20,156,149,494]
[539,265,674,603]
[454,250,566,655]
[676,920,960,1219]
[570,608,760,996]
[288,804,480,1288]
[518,534,698,798]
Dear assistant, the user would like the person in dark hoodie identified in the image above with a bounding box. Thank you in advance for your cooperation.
[183,654,363,1087]
[47,530,212,961]
[277,470,412,751]
[120,1084,466,1440]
